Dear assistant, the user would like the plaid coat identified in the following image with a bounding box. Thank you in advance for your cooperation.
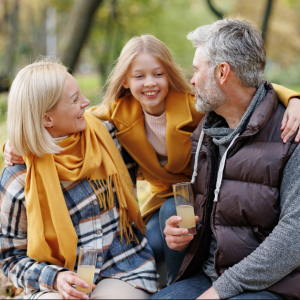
[0,121,157,298]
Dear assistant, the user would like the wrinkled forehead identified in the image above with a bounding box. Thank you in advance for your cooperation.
[193,46,206,66]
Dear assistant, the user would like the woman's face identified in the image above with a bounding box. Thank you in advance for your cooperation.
[123,52,169,116]
[45,73,90,138]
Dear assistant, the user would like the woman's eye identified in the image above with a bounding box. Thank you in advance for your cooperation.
[74,97,78,103]
[135,75,143,78]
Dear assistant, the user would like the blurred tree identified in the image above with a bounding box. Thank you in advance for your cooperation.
[0,0,19,92]
[262,0,274,42]
[58,0,104,73]
[86,0,217,85]
[206,0,224,19]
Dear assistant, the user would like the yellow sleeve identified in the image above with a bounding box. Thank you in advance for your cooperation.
[2,140,7,153]
[86,101,118,123]
[272,83,300,108]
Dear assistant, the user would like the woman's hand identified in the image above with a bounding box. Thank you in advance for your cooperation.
[281,97,300,143]
[54,271,97,299]
[164,215,199,251]
[4,140,25,166]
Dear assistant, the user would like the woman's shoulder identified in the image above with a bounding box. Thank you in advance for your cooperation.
[0,164,27,190]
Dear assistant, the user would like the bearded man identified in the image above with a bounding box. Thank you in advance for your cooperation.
[150,18,300,300]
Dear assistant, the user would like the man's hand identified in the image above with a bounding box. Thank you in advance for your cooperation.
[197,286,221,299]
[164,215,199,251]
[54,271,97,299]
[281,97,300,143]
[4,140,25,166]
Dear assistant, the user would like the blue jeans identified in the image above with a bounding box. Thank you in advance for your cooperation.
[150,272,284,299]
[146,197,185,285]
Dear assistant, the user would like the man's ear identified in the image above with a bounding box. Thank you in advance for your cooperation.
[216,62,231,86]
[44,114,53,128]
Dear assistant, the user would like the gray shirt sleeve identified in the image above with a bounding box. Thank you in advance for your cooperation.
[213,144,300,299]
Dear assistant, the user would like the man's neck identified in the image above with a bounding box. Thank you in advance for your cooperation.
[215,86,257,129]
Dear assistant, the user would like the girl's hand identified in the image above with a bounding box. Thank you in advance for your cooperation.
[4,140,25,166]
[54,271,97,299]
[281,97,300,143]
[197,287,221,299]
[164,215,199,251]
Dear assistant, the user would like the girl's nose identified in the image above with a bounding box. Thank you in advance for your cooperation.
[144,77,157,87]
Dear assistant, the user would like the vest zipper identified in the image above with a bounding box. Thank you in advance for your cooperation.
[210,201,220,276]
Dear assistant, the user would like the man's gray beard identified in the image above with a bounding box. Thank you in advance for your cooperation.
[195,71,228,114]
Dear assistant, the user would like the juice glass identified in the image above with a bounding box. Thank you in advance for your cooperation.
[75,246,97,297]
[173,182,196,235]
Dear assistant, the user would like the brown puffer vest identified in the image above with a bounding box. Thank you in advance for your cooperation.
[175,82,300,300]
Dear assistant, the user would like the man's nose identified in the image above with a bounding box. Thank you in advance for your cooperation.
[190,75,195,85]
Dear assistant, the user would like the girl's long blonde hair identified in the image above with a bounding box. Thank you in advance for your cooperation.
[97,34,192,114]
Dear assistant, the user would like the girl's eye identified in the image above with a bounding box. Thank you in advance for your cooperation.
[156,73,163,76]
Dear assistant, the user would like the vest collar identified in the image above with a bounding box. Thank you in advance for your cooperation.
[243,81,278,137]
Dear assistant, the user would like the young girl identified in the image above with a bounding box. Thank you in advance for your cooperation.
[5,35,300,286]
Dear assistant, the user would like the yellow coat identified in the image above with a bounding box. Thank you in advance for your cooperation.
[89,84,299,221]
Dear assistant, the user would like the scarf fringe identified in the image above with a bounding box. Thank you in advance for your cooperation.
[88,174,141,245]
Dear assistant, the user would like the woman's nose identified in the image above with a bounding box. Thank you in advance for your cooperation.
[82,97,90,108]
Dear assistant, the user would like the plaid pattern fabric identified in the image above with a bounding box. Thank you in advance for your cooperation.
[0,121,157,298]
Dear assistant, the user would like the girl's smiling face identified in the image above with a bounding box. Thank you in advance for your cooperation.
[123,52,169,116]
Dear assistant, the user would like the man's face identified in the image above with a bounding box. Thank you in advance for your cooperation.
[190,47,228,113]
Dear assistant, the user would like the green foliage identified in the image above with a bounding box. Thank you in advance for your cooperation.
[0,93,7,123]
[86,0,218,82]
[74,74,103,107]
[0,94,7,170]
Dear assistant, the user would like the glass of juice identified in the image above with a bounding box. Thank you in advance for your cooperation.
[173,182,196,235]
[76,246,97,297]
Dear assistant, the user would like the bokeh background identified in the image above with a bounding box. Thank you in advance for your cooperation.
[0,0,300,298]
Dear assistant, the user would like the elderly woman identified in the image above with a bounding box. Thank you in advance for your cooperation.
[0,60,157,300]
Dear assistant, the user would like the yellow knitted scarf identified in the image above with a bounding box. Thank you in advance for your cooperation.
[23,113,145,271]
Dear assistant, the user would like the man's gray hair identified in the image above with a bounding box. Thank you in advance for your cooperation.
[187,18,266,87]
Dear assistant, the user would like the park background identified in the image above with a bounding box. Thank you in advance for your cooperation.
[0,0,300,298]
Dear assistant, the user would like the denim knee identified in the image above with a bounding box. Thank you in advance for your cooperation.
[159,197,177,232]
[146,210,164,263]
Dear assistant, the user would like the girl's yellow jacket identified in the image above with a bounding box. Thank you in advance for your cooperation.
[89,84,300,221]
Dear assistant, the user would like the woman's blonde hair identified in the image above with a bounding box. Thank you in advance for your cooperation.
[7,59,68,157]
[99,34,192,113]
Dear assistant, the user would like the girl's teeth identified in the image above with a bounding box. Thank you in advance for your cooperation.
[144,92,158,96]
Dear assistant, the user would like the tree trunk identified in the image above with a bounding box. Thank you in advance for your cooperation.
[0,0,19,92]
[262,0,274,43]
[59,0,104,73]
[98,0,118,81]
[206,0,223,19]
